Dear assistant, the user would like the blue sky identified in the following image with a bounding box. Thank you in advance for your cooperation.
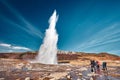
[0,0,120,55]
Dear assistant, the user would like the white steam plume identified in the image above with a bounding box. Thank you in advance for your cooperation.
[36,10,58,64]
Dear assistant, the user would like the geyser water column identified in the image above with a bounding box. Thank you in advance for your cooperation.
[36,10,59,64]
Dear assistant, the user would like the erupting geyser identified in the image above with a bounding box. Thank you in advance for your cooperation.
[36,10,59,64]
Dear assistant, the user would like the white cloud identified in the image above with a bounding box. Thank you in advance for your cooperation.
[12,46,31,50]
[0,43,11,47]
[0,43,31,52]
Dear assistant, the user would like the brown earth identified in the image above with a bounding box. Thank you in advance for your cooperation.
[0,51,120,67]
[0,51,119,64]
[0,51,119,60]
[0,51,120,80]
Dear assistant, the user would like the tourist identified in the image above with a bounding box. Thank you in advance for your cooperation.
[90,60,93,72]
[90,60,96,73]
[96,61,100,73]
[102,62,107,71]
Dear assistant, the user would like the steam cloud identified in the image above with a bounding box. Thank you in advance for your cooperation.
[36,10,58,64]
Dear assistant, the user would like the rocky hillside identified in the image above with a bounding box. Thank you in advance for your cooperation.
[0,51,119,61]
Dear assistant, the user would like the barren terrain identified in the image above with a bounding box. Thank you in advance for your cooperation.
[0,51,120,80]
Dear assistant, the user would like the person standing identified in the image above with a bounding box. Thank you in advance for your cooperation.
[102,62,107,71]
[96,61,100,73]
[90,60,96,73]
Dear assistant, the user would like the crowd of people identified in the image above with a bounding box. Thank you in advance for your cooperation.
[90,60,107,73]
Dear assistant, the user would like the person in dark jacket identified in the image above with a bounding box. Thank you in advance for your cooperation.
[102,62,107,71]
[90,60,96,72]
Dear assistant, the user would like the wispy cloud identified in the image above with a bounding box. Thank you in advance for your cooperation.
[108,50,120,55]
[0,43,31,52]
[0,14,41,37]
[77,23,120,52]
[0,0,43,38]
[11,46,31,50]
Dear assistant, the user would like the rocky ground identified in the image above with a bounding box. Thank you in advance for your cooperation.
[0,58,120,80]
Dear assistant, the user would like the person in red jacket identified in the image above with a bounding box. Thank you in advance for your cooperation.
[96,61,100,73]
